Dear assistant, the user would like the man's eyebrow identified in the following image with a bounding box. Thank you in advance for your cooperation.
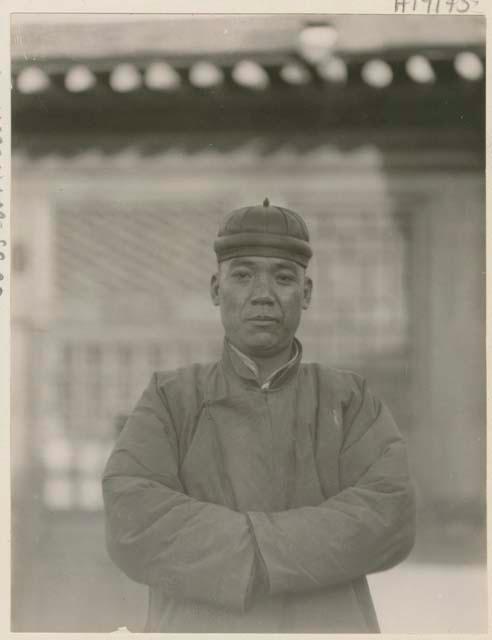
[225,258,300,272]
[271,261,299,272]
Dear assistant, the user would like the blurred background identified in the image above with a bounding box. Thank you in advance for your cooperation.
[10,13,486,633]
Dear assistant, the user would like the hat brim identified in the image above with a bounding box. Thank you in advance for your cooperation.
[214,232,312,268]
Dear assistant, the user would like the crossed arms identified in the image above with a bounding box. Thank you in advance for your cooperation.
[102,372,416,612]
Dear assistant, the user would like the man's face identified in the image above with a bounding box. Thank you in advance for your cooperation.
[210,256,312,357]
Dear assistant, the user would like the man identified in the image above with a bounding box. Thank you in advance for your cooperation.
[102,199,416,633]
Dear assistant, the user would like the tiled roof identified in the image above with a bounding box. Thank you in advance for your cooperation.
[11,15,485,147]
[11,14,484,68]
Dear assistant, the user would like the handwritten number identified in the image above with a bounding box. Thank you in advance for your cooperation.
[422,0,432,13]
[396,0,474,12]
[394,0,409,11]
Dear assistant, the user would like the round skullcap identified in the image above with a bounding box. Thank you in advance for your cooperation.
[214,198,312,268]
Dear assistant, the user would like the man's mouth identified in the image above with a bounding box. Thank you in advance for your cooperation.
[247,316,279,323]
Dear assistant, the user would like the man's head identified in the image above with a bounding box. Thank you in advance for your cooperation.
[211,199,313,358]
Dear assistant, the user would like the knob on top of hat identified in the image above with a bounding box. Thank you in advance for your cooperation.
[217,199,310,241]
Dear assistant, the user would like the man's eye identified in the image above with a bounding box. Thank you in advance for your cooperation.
[231,270,252,280]
[276,273,296,284]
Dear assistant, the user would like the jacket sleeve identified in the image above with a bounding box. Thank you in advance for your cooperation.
[102,373,257,611]
[247,373,416,596]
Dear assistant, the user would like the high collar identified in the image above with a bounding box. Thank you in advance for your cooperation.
[221,337,302,391]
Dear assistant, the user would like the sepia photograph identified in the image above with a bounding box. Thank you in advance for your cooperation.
[9,10,486,634]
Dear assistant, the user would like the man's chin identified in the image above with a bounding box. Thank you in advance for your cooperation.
[242,337,288,357]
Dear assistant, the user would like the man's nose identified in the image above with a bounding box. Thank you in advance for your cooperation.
[250,275,275,305]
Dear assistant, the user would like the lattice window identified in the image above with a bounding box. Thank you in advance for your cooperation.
[55,197,217,312]
[303,209,410,365]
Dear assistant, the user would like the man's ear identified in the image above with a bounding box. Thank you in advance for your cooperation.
[210,272,221,306]
[302,275,313,310]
